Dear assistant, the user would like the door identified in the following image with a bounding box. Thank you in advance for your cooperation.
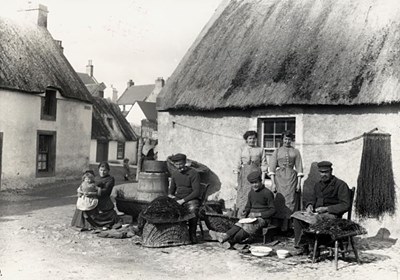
[96,140,108,162]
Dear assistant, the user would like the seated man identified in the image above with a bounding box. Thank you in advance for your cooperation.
[293,161,351,254]
[217,170,275,249]
[168,153,201,244]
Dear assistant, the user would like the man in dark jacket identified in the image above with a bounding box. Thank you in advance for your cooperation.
[293,161,351,254]
[168,153,201,243]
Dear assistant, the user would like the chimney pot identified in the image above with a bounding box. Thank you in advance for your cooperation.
[86,60,94,77]
[127,79,134,88]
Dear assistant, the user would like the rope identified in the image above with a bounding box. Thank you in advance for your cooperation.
[172,121,380,146]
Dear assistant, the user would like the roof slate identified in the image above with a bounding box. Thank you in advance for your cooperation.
[117,84,155,105]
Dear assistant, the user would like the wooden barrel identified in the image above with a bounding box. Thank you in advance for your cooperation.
[142,160,168,173]
[137,172,169,202]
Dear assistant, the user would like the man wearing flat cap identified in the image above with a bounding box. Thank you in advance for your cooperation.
[168,153,201,243]
[293,161,351,254]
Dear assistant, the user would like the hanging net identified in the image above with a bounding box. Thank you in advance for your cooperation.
[355,133,396,219]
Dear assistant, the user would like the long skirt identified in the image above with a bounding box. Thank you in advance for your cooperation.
[236,163,260,216]
[71,207,119,230]
[273,167,300,231]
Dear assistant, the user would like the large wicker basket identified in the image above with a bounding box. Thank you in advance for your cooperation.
[202,212,239,233]
[142,222,191,248]
[115,197,149,220]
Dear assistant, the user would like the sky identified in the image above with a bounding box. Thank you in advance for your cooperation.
[1,0,222,98]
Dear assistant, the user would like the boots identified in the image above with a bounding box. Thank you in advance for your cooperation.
[188,218,198,244]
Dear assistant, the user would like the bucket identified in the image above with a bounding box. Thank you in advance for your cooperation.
[137,172,169,202]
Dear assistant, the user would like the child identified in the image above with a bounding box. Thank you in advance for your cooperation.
[217,170,275,249]
[123,158,130,181]
[76,171,98,211]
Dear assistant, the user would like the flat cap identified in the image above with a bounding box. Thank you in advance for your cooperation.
[170,153,187,162]
[247,170,262,183]
[317,161,333,170]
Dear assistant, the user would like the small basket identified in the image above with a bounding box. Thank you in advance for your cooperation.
[115,197,149,220]
[203,212,239,233]
[142,222,191,248]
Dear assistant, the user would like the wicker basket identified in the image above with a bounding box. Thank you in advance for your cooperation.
[203,212,239,233]
[142,222,191,248]
[115,197,149,220]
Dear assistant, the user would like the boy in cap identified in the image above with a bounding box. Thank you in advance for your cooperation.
[215,170,275,249]
[293,161,351,255]
[168,153,201,243]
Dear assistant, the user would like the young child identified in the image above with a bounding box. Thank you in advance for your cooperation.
[123,158,130,181]
[217,170,275,249]
[76,170,98,211]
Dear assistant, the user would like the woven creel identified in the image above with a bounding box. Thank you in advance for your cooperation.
[203,212,239,233]
[141,222,191,248]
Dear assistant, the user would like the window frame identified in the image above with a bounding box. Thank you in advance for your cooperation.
[117,141,125,160]
[40,89,57,121]
[36,130,56,177]
[258,117,296,155]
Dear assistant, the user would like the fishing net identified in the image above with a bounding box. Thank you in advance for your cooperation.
[309,218,367,240]
[356,133,396,220]
[140,196,195,224]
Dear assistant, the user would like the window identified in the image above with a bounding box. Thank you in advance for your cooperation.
[117,142,125,159]
[41,89,57,120]
[258,117,296,154]
[107,117,114,129]
[37,131,56,177]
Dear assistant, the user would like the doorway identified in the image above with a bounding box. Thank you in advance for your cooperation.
[96,140,109,162]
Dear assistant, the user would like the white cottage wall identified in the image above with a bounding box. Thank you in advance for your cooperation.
[126,102,147,127]
[159,105,400,237]
[0,89,92,189]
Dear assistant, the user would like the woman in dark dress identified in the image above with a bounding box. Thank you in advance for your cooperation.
[71,162,120,230]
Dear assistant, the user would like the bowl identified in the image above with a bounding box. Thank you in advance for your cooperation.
[249,246,272,257]
[276,249,290,259]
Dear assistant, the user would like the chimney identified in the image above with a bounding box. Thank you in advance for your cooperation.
[54,40,63,53]
[19,4,49,28]
[127,79,134,88]
[155,77,165,90]
[111,85,118,103]
[86,60,94,77]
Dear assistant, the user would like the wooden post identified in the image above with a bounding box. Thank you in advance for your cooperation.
[136,137,143,181]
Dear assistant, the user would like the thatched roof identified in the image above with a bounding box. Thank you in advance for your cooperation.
[0,17,91,102]
[158,0,400,111]
[91,96,137,141]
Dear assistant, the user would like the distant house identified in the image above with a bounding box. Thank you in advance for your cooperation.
[157,0,400,236]
[0,5,93,189]
[77,61,138,164]
[117,78,164,136]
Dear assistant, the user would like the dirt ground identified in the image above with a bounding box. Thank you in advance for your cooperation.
[1,173,399,280]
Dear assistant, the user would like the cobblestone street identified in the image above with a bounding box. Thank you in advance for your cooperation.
[0,181,399,280]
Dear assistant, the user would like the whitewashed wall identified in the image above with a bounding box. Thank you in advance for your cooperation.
[158,105,400,237]
[0,89,92,189]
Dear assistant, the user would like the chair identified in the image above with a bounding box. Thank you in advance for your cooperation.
[310,187,361,270]
[197,183,210,239]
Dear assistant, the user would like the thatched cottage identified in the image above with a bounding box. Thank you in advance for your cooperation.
[0,5,93,189]
[77,61,138,164]
[157,0,400,237]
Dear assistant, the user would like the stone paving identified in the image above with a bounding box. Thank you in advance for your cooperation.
[0,182,399,280]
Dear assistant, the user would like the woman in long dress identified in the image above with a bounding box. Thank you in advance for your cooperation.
[71,162,120,230]
[234,130,268,217]
[269,130,303,232]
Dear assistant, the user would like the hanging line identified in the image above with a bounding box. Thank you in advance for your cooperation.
[172,121,379,145]
[172,121,242,140]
